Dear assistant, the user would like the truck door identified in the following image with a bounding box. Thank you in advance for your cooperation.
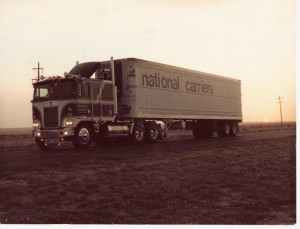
[101,82,115,118]
[90,82,102,118]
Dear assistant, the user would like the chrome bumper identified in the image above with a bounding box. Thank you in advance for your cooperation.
[33,128,75,138]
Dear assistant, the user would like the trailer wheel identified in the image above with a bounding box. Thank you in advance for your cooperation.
[35,138,51,150]
[131,122,145,144]
[72,124,92,148]
[217,121,230,137]
[145,122,159,143]
[229,122,238,137]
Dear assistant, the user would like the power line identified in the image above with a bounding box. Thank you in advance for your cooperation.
[277,96,283,125]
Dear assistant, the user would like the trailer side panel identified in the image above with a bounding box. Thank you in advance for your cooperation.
[117,59,242,121]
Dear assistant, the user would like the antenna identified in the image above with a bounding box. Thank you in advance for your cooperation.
[33,62,44,80]
[277,96,284,125]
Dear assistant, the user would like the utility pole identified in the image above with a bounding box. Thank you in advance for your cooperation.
[33,62,43,80]
[277,96,283,125]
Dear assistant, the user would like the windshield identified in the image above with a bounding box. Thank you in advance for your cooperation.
[33,81,76,100]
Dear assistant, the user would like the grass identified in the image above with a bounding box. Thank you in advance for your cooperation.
[0,127,32,135]
[238,122,296,133]
[0,136,296,224]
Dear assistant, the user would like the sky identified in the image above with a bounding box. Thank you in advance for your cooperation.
[0,0,296,128]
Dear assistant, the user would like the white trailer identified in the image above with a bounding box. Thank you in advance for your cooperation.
[31,57,242,149]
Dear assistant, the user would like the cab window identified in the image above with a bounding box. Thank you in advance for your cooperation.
[78,83,89,99]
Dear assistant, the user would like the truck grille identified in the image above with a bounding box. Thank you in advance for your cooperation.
[44,107,59,128]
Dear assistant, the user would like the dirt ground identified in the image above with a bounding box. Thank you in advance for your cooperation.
[0,123,296,152]
[0,128,296,224]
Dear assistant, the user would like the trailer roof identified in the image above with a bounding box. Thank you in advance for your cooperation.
[112,58,241,82]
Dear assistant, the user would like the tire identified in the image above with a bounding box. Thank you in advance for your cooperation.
[72,124,92,148]
[217,121,230,137]
[229,122,238,137]
[35,137,51,150]
[131,122,145,144]
[145,122,159,143]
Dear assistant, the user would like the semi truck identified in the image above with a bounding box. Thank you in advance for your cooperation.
[31,57,242,149]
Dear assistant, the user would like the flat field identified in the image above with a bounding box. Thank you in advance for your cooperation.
[0,125,296,224]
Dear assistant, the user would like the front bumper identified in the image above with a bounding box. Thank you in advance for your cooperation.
[32,128,75,139]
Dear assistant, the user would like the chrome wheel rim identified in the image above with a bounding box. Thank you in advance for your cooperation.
[79,128,90,144]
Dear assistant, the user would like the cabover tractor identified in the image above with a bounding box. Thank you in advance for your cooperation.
[32,57,242,149]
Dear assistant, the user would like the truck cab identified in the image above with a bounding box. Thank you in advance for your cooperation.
[32,61,117,149]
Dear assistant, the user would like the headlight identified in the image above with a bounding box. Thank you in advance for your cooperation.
[33,120,40,128]
[65,120,73,126]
